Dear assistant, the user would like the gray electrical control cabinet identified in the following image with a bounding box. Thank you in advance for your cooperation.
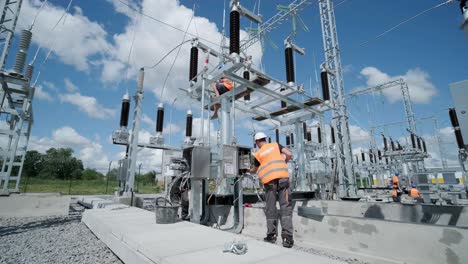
[183,146,211,179]
[222,145,252,177]
[450,80,468,148]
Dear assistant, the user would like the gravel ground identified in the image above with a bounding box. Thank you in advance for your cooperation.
[0,215,123,264]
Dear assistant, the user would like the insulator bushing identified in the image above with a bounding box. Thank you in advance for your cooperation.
[19,30,32,51]
[378,150,382,160]
[280,88,287,108]
[397,142,402,150]
[382,135,388,151]
[286,135,291,146]
[321,71,330,101]
[13,51,26,74]
[361,152,365,162]
[290,133,294,145]
[303,123,307,140]
[369,150,374,163]
[385,158,389,165]
[275,129,279,143]
[243,71,250,100]
[331,126,336,144]
[229,10,240,55]
[317,127,322,143]
[119,94,130,127]
[356,155,359,165]
[449,108,459,127]
[156,104,164,133]
[422,140,427,153]
[185,110,193,137]
[411,133,416,149]
[285,47,294,84]
[23,64,34,89]
[455,129,465,149]
[268,137,271,143]
[390,139,395,151]
[417,137,422,150]
[189,47,199,82]
[307,130,312,141]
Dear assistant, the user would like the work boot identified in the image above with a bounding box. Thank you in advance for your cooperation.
[263,234,277,243]
[282,237,294,248]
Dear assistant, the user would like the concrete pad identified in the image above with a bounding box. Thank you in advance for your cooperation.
[82,206,345,264]
[0,193,70,218]
[243,207,468,264]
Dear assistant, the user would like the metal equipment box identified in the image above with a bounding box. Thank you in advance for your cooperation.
[183,146,210,179]
[450,80,468,148]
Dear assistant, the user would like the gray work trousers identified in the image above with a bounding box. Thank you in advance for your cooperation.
[264,178,293,239]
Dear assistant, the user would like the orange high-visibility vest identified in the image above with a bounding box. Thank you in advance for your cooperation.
[254,143,289,184]
[392,176,399,189]
[223,79,233,90]
[409,188,420,198]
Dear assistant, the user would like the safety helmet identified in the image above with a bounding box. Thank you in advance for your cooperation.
[254,132,267,141]
[411,184,417,188]
[395,172,400,176]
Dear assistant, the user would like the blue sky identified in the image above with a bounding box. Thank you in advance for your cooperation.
[6,0,466,172]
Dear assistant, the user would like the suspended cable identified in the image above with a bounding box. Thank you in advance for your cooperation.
[143,39,192,69]
[117,0,220,47]
[360,0,456,47]
[160,4,196,100]
[29,0,49,30]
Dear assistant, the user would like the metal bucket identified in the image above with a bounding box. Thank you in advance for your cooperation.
[155,197,179,224]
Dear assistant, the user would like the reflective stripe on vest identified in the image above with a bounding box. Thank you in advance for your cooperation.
[254,143,288,184]
[224,79,233,90]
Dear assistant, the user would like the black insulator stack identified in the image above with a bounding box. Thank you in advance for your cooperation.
[397,141,402,150]
[369,150,374,163]
[417,137,422,150]
[243,71,250,100]
[268,137,271,143]
[449,108,460,127]
[290,133,295,145]
[156,105,164,133]
[355,155,359,165]
[449,108,465,149]
[385,158,389,165]
[229,10,240,55]
[331,126,336,144]
[303,123,308,140]
[378,150,382,160]
[189,46,198,82]
[317,127,322,143]
[382,135,388,151]
[285,47,295,84]
[286,135,291,146]
[185,111,193,137]
[307,130,312,142]
[119,95,130,127]
[275,129,280,143]
[361,152,366,162]
[422,139,427,153]
[411,133,416,149]
[390,138,395,151]
[321,71,330,101]
[280,88,287,108]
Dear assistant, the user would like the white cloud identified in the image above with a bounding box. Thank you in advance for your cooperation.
[42,81,57,91]
[17,0,111,71]
[64,78,78,92]
[34,85,53,101]
[101,0,263,109]
[349,125,371,143]
[52,126,91,146]
[59,92,116,119]
[359,67,437,104]
[141,113,155,127]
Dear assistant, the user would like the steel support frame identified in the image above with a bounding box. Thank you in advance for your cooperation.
[319,0,356,197]
[0,0,23,71]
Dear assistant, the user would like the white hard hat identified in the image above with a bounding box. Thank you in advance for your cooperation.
[254,132,267,141]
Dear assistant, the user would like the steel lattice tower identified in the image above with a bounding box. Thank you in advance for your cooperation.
[319,0,356,197]
[0,0,23,70]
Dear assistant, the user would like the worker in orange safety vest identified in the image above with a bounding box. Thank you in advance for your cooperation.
[250,132,294,248]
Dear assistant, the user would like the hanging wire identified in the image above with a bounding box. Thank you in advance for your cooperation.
[117,0,220,47]
[160,4,196,100]
[360,0,456,47]
[29,0,49,31]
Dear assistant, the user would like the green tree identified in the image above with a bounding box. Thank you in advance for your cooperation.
[39,148,83,179]
[82,168,104,180]
[22,150,44,178]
